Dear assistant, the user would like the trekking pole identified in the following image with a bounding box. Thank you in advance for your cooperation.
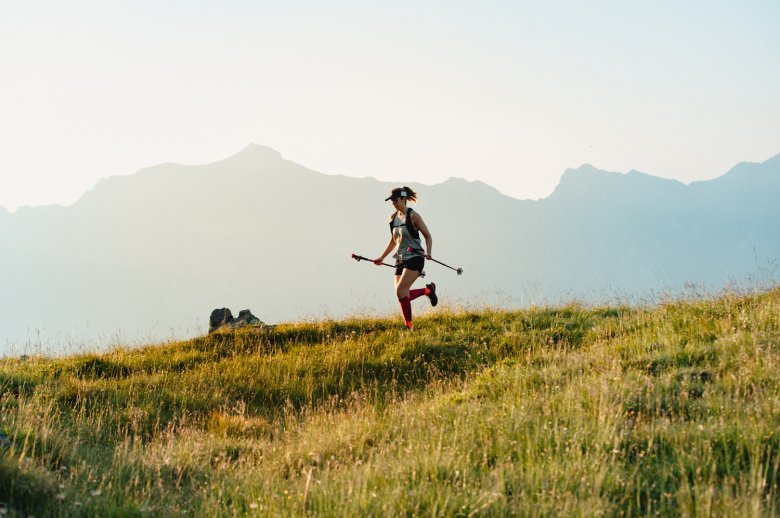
[407,247,463,275]
[351,253,395,268]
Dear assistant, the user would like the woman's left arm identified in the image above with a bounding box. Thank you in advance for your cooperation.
[411,212,433,259]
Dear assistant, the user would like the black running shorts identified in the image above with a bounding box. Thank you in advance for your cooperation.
[395,256,424,276]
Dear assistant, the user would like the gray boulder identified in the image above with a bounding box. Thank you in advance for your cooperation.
[209,308,266,333]
[209,308,234,333]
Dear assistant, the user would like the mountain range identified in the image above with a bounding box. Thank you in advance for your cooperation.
[2,145,779,354]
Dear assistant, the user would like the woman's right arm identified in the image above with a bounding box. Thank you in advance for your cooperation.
[374,236,396,265]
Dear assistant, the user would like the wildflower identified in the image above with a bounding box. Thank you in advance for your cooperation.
[91,489,102,497]
[249,503,259,510]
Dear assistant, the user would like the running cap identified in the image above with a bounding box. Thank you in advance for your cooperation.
[385,187,408,201]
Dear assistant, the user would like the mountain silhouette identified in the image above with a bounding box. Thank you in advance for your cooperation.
[2,145,779,353]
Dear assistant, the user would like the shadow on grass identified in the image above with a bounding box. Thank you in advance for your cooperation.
[0,455,56,516]
[0,373,36,397]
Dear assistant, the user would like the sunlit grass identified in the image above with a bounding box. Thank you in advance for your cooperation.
[1,289,780,515]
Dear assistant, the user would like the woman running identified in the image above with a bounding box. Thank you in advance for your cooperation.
[373,187,438,330]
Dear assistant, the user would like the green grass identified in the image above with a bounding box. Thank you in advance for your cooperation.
[2,289,780,516]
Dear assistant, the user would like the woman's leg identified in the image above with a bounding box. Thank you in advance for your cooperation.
[396,269,420,299]
[396,269,421,328]
[408,285,430,301]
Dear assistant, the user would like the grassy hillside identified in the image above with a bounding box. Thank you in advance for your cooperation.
[2,289,780,516]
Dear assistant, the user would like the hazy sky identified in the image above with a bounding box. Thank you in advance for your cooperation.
[2,1,779,211]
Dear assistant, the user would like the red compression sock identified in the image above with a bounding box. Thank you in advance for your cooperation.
[398,296,413,327]
[409,288,427,301]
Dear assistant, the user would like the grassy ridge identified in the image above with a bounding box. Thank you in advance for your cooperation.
[1,289,780,516]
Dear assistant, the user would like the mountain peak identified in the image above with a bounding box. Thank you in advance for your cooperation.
[440,176,492,188]
[226,144,284,163]
[437,177,505,197]
[550,164,686,204]
[567,163,606,175]
[690,153,780,195]
[764,153,780,166]
[554,164,621,192]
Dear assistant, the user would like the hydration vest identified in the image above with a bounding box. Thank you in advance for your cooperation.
[388,208,420,240]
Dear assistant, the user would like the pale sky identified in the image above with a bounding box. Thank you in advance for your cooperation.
[1,1,779,212]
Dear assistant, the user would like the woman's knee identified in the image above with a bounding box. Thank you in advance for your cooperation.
[396,285,410,299]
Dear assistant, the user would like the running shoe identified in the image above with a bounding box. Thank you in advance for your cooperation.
[426,283,438,307]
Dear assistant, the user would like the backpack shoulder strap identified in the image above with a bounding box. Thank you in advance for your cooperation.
[406,208,420,239]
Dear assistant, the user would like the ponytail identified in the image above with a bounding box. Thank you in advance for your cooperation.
[402,186,418,203]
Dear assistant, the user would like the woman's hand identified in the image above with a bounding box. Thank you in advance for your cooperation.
[425,252,432,260]
[373,258,384,265]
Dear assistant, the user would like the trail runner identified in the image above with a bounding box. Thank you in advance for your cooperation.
[373,187,438,331]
